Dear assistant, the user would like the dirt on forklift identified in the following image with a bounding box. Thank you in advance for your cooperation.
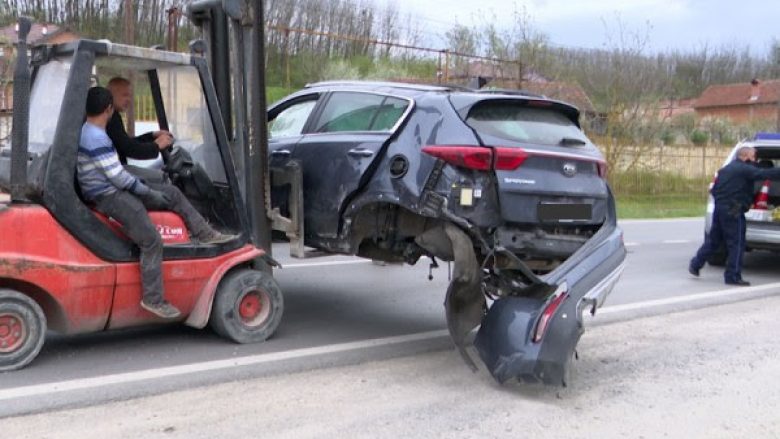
[0,16,282,371]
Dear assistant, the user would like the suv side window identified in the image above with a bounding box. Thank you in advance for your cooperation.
[313,92,408,133]
[269,99,317,139]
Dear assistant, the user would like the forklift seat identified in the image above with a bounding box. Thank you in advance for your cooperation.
[90,208,192,245]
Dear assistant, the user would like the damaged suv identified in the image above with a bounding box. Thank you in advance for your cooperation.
[268,81,626,385]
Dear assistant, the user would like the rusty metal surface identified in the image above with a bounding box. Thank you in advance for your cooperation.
[0,205,116,334]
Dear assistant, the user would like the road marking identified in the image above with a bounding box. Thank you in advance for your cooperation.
[661,239,691,244]
[618,217,703,225]
[597,281,780,315]
[624,242,639,247]
[0,330,450,402]
[4,281,778,402]
[282,260,372,269]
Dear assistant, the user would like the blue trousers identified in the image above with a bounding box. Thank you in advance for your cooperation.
[690,205,746,283]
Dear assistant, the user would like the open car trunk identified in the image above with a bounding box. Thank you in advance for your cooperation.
[744,147,780,250]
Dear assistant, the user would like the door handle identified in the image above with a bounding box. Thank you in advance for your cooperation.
[271,149,291,156]
[347,148,375,158]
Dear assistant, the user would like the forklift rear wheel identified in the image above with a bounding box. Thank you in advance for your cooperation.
[210,269,283,344]
[0,289,47,372]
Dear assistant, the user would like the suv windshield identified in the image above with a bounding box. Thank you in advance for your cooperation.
[466,102,587,146]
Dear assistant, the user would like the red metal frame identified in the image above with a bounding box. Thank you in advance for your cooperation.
[0,204,262,334]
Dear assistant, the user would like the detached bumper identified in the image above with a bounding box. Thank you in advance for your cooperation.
[474,223,626,385]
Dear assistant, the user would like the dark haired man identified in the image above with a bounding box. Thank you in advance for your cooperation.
[77,87,230,319]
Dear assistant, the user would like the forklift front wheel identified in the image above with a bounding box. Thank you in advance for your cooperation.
[0,289,47,372]
[210,269,284,344]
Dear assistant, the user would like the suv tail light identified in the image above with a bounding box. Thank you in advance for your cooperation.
[533,287,568,343]
[597,162,608,179]
[423,145,604,177]
[421,145,492,171]
[494,147,529,170]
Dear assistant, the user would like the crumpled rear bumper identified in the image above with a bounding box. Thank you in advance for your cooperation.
[474,220,626,385]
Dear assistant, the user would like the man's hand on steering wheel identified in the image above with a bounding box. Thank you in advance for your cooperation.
[155,133,174,150]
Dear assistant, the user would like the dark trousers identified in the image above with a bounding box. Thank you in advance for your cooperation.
[690,205,746,283]
[94,183,211,304]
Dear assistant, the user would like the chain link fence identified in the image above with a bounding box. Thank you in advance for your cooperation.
[607,145,732,197]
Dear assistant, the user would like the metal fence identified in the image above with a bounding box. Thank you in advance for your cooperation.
[607,145,732,196]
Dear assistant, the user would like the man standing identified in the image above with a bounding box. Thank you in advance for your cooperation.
[106,76,172,164]
[77,87,230,319]
[689,146,780,285]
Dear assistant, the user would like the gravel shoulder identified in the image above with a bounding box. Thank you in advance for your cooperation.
[3,294,780,439]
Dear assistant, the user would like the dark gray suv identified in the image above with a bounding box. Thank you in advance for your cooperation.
[268,81,626,385]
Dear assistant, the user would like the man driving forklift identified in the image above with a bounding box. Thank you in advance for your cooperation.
[78,87,234,318]
[106,76,173,164]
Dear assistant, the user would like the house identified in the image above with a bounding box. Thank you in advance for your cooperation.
[693,79,780,125]
[659,98,696,119]
[0,23,79,112]
[521,80,597,117]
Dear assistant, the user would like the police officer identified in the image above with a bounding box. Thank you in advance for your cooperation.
[689,146,780,285]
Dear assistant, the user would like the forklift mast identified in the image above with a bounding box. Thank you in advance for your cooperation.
[187,0,272,267]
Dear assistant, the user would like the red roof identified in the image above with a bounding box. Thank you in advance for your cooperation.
[522,81,596,114]
[694,79,780,109]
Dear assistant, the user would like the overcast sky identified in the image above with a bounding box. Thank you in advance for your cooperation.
[384,0,779,56]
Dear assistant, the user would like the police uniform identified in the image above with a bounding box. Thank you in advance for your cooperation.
[690,158,780,284]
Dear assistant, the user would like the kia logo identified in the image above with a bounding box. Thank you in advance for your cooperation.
[562,162,577,177]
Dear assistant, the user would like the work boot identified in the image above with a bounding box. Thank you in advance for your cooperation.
[197,230,238,245]
[141,299,182,319]
[725,279,750,287]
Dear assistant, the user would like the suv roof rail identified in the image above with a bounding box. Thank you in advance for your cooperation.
[304,80,452,92]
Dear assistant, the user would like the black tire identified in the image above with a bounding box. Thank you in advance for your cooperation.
[209,269,283,344]
[0,289,47,372]
[707,245,727,267]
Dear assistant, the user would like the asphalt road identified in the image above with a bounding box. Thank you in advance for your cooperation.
[4,293,779,439]
[1,217,779,417]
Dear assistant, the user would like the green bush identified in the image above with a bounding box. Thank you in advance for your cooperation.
[660,130,675,146]
[690,130,709,146]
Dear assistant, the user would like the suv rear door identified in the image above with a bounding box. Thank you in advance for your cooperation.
[291,91,411,241]
[462,99,608,225]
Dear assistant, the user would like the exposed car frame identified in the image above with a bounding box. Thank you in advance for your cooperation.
[268,81,626,385]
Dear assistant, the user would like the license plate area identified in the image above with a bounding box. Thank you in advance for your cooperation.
[538,202,592,222]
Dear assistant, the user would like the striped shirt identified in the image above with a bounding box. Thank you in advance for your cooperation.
[77,122,150,201]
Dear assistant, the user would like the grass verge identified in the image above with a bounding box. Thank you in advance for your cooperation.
[616,193,707,219]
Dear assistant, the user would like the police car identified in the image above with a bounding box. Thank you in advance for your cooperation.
[705,132,780,265]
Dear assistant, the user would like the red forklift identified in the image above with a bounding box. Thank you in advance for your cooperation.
[0,1,283,371]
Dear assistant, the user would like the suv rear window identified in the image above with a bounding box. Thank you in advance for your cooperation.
[314,92,409,133]
[466,102,587,146]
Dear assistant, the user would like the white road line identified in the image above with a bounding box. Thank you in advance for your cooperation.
[0,330,450,401]
[618,217,703,225]
[624,242,639,247]
[281,260,371,269]
[5,283,778,401]
[661,239,691,244]
[597,281,780,315]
